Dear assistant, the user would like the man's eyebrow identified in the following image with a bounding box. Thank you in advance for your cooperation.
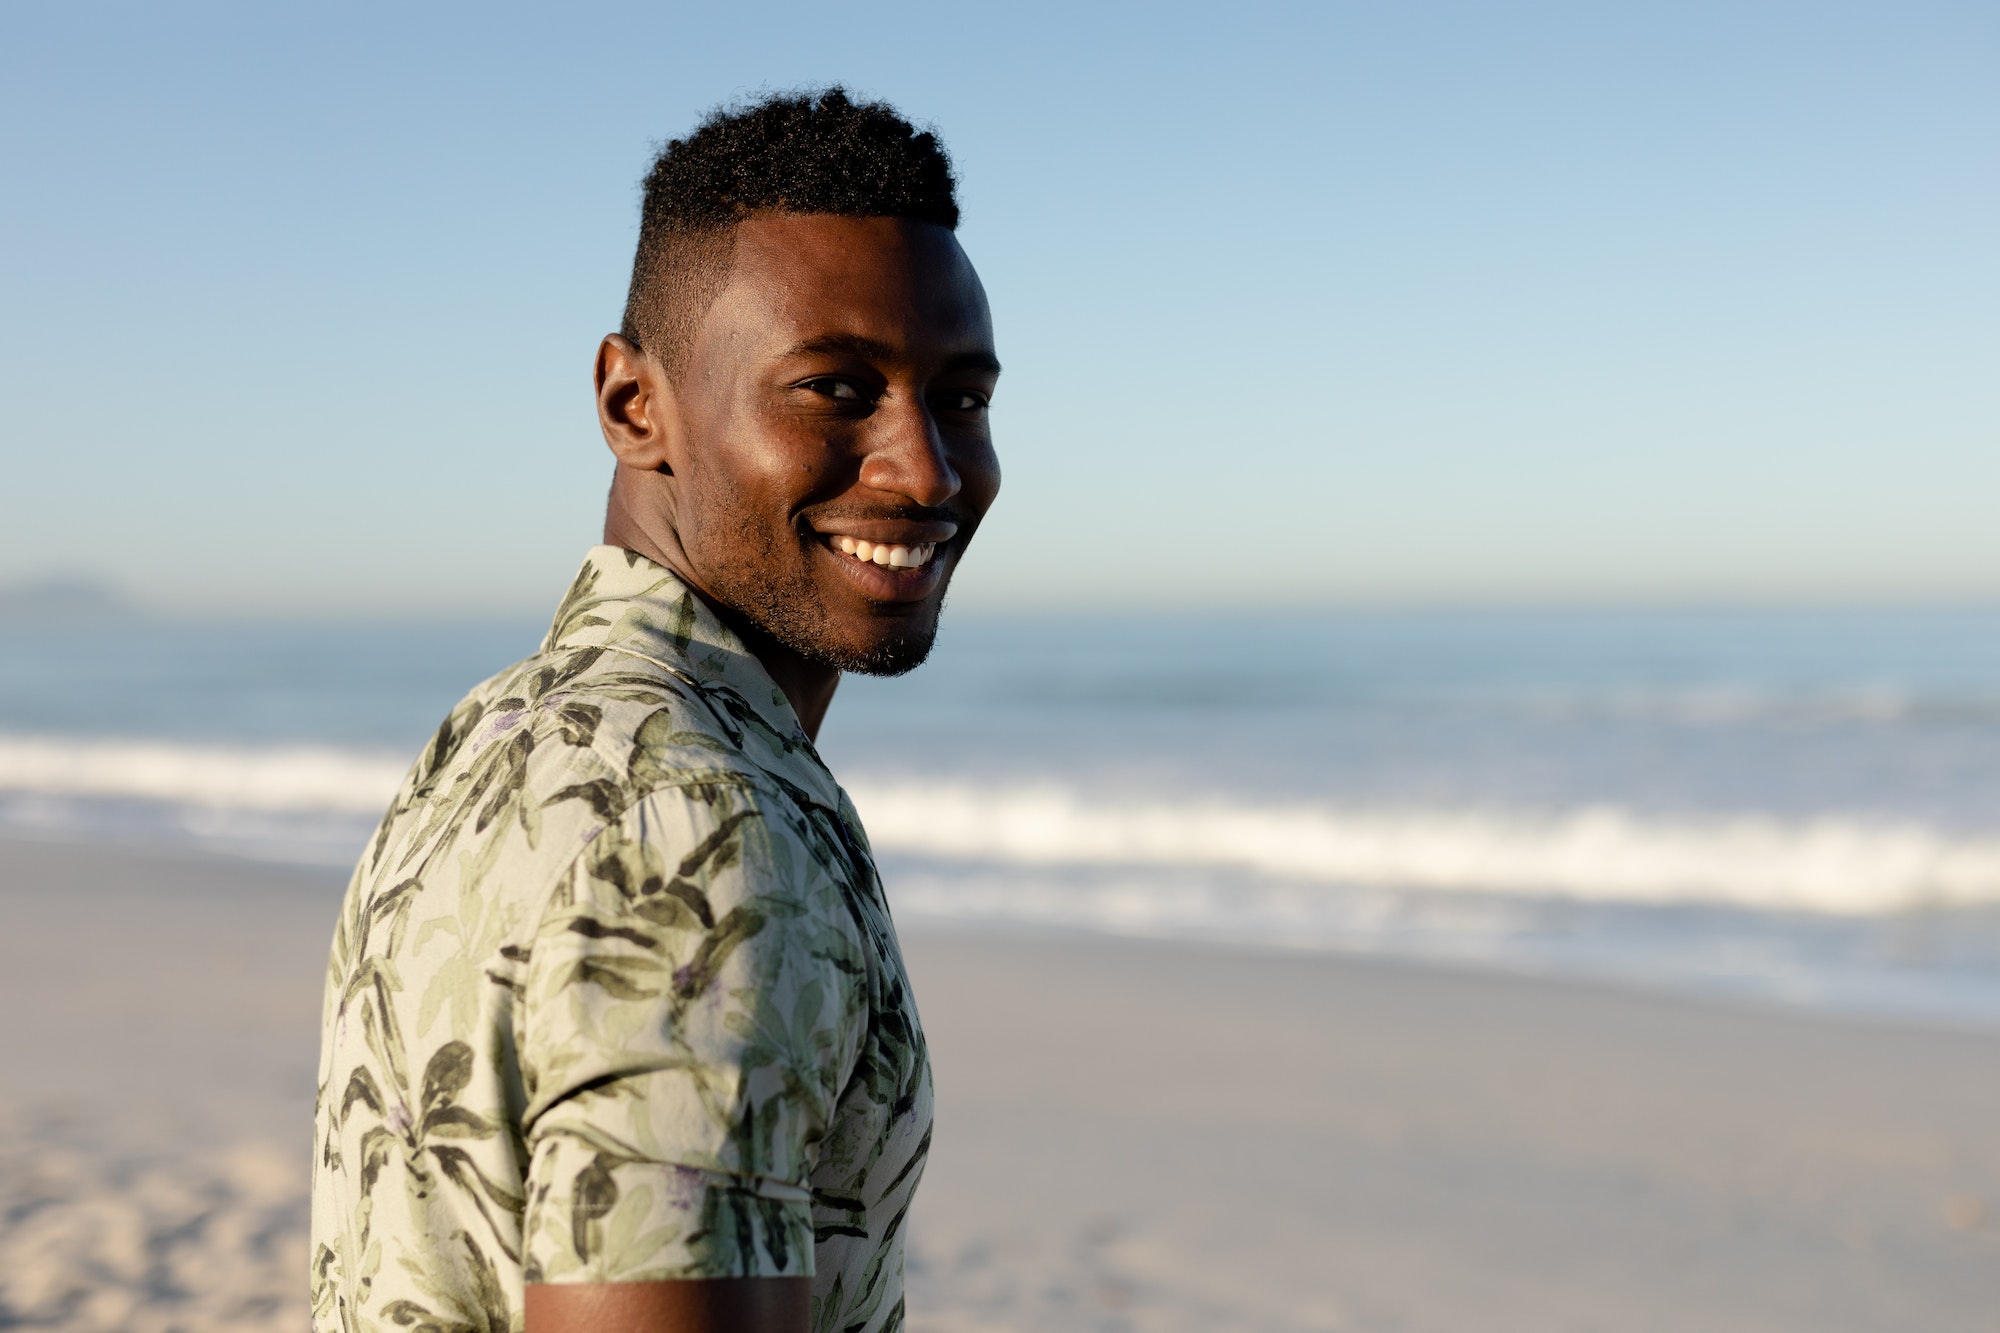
[780,333,899,362]
[779,333,1001,375]
[944,351,1003,375]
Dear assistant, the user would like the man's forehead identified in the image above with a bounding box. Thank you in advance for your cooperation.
[715,214,992,355]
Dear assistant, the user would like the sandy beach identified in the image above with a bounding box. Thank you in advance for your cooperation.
[3,837,1998,1332]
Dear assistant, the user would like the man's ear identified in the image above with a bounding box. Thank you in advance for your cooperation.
[595,334,682,474]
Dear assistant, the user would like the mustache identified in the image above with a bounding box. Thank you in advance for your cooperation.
[804,502,972,528]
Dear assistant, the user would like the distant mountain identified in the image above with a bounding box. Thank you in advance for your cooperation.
[0,575,139,623]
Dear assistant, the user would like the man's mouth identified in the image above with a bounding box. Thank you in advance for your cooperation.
[827,535,939,570]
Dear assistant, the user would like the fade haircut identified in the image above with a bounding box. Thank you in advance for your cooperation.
[620,87,960,376]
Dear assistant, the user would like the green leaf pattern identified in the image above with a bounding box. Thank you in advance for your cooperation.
[312,547,932,1333]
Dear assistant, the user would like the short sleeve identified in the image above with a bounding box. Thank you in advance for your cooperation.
[518,779,868,1284]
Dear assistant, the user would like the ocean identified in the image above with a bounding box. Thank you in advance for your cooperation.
[6,605,2000,1027]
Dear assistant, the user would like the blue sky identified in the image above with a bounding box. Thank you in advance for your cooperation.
[1,1,1994,615]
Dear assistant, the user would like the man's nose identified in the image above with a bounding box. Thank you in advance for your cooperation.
[858,397,962,508]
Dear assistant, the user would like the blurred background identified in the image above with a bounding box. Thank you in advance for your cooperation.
[2,3,1999,1330]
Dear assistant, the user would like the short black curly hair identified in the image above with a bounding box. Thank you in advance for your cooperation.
[620,87,959,375]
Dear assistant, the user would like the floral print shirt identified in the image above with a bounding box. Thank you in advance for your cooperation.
[312,547,932,1333]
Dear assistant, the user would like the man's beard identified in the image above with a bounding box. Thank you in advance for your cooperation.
[703,540,947,677]
[747,585,944,677]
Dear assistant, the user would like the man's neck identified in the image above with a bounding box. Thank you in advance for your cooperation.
[727,619,840,742]
[602,502,838,741]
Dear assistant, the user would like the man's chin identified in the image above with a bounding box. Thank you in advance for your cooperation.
[830,631,938,677]
[744,597,944,678]
[810,610,943,677]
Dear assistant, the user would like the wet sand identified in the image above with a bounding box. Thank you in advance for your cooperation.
[3,837,1998,1331]
[903,932,2000,1331]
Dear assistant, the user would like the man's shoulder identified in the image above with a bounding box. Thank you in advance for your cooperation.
[356,640,796,904]
[477,636,760,784]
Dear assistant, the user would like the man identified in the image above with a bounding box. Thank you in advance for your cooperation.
[311,88,1000,1333]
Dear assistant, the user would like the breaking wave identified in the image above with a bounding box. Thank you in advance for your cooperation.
[5,736,2000,916]
[0,736,407,814]
[847,781,2000,915]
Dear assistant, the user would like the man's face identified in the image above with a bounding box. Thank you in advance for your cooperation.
[664,214,1001,675]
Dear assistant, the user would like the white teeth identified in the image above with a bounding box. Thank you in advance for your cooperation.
[827,536,938,569]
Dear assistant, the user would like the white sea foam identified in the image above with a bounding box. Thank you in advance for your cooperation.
[5,736,2000,916]
[0,736,406,814]
[845,781,2000,915]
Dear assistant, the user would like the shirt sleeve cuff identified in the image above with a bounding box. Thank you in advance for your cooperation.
[522,1131,814,1284]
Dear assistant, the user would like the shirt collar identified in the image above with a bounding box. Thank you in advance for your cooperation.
[542,546,848,814]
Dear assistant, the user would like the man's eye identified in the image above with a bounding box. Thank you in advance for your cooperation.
[803,378,864,401]
[939,391,987,411]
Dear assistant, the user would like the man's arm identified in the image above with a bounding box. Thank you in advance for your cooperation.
[518,792,861,1326]
[526,1277,811,1333]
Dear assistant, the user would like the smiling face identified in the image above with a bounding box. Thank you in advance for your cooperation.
[598,213,1001,681]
